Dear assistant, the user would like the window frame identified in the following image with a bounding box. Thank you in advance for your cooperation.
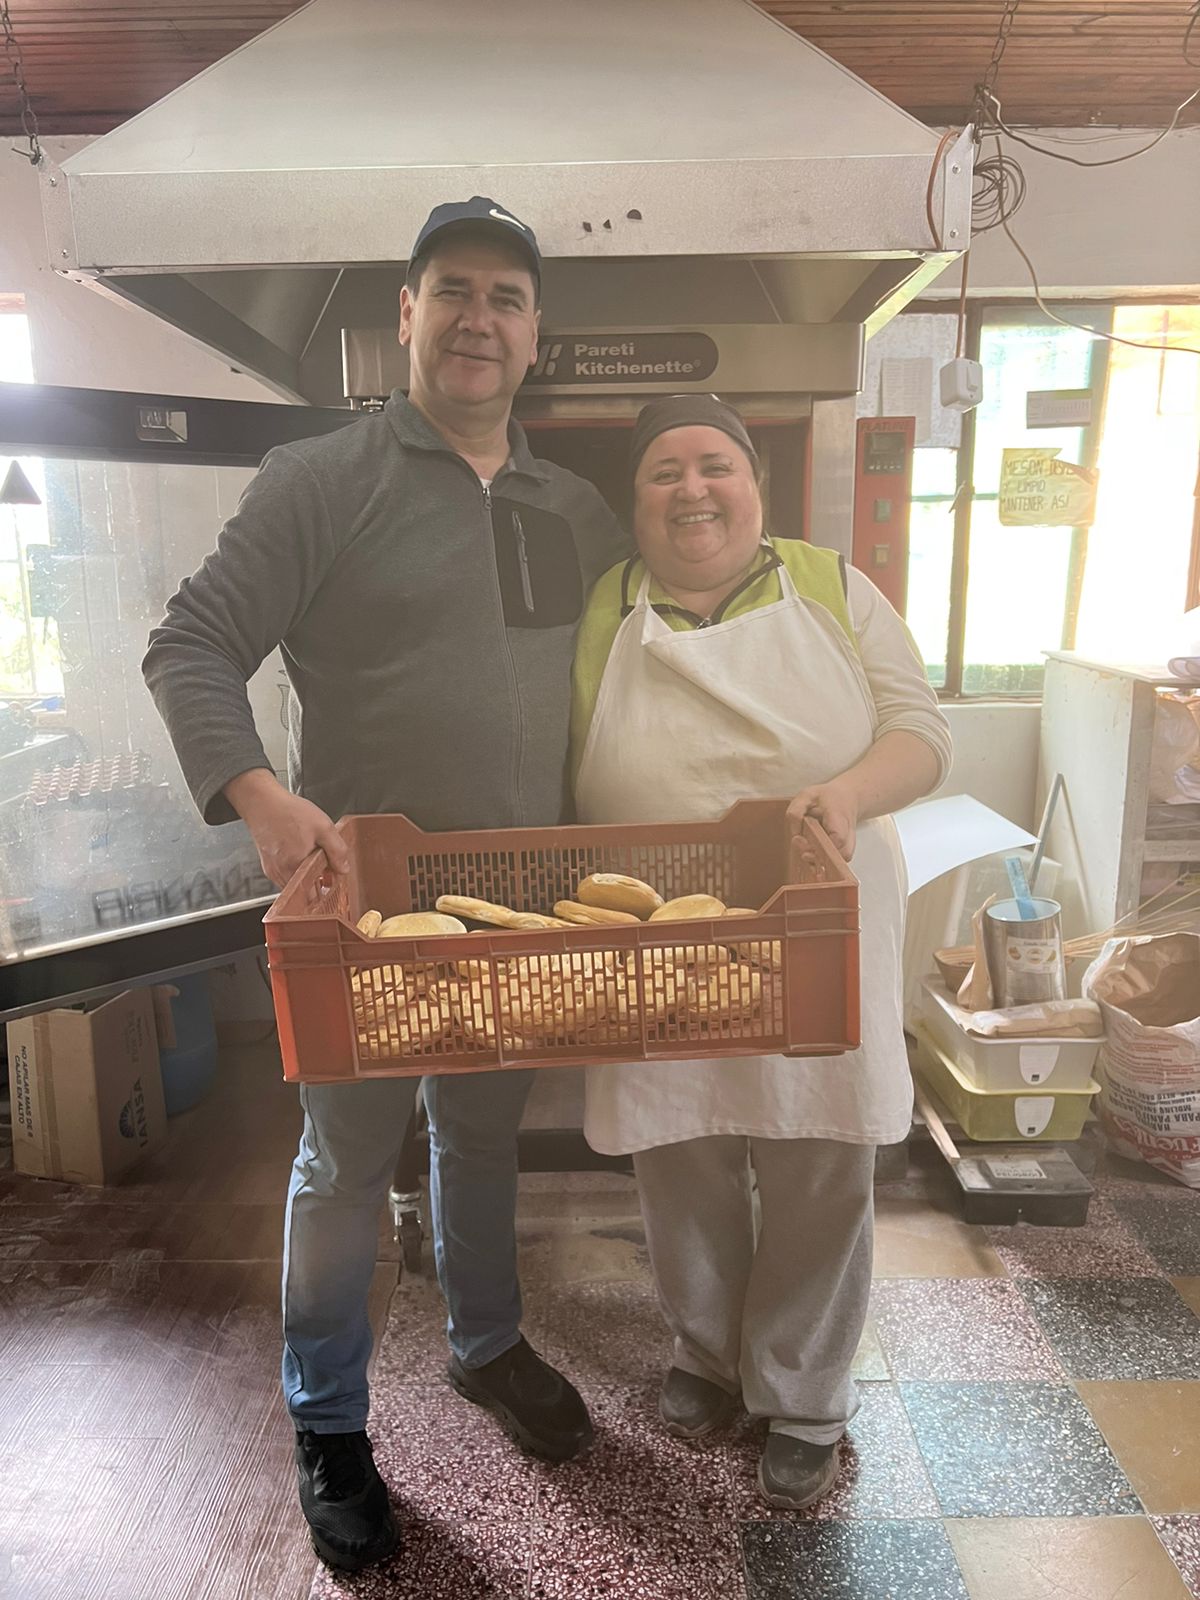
[901,296,1200,700]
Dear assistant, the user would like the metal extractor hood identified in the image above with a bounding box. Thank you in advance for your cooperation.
[40,0,972,406]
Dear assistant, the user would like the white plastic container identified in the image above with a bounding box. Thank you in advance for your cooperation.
[918,975,1101,1092]
[912,1026,1099,1142]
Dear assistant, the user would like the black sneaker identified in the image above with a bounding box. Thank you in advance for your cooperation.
[447,1336,593,1462]
[757,1434,842,1510]
[658,1366,740,1439]
[294,1428,401,1573]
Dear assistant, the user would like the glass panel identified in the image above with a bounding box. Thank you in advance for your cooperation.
[907,499,954,688]
[0,313,33,384]
[962,500,1074,694]
[972,321,1092,496]
[1,456,281,960]
[963,316,1097,693]
[1073,304,1200,662]
[910,446,958,500]
[0,453,57,694]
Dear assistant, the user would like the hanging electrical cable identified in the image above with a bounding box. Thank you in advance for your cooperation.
[959,0,1200,359]
[982,84,1200,168]
[1182,0,1200,67]
[1,0,42,168]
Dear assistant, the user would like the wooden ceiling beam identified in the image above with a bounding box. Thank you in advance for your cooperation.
[0,0,1196,136]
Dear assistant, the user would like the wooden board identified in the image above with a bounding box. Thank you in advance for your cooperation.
[1,0,1198,136]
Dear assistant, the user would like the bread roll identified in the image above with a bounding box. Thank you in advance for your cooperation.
[582,963,643,1045]
[684,962,764,1025]
[576,872,663,919]
[655,938,730,974]
[631,950,687,1026]
[354,979,450,1058]
[724,907,759,918]
[509,912,573,930]
[649,895,727,922]
[435,895,524,929]
[356,909,383,938]
[444,953,601,1056]
[351,964,409,1006]
[449,953,609,1048]
[553,900,641,928]
[446,961,494,1044]
[730,937,784,974]
[378,911,467,937]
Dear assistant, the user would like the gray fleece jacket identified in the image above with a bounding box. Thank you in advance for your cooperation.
[142,393,627,832]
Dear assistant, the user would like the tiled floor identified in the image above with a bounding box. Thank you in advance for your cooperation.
[1,1045,1199,1599]
[314,1134,1200,1599]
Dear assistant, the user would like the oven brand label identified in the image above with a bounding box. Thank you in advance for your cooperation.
[528,333,718,385]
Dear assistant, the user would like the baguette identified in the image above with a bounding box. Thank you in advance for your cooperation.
[576,872,663,919]
[356,909,383,938]
[553,900,641,928]
[435,895,525,929]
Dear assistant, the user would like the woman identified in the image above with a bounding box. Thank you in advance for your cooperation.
[570,395,951,1510]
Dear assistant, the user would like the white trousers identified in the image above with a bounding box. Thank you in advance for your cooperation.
[632,1135,876,1444]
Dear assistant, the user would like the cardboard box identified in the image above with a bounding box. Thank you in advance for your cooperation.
[6,989,168,1185]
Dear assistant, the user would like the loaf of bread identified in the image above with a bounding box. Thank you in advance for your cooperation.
[553,900,642,928]
[576,872,663,919]
[435,895,526,928]
[649,895,726,922]
[352,964,411,1006]
[623,950,685,1026]
[728,936,784,973]
[509,911,574,930]
[450,953,612,1048]
[378,911,467,937]
[684,962,764,1024]
[354,979,451,1058]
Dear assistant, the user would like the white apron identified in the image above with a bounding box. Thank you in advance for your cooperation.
[575,561,912,1156]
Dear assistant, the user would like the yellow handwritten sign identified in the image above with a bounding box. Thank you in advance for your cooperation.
[998,448,1099,527]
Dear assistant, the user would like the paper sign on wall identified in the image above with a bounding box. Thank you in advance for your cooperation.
[998,448,1099,527]
[880,357,933,445]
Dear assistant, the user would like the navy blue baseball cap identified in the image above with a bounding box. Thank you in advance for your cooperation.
[409,197,541,288]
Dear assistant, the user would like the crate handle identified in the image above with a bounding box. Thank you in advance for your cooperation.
[789,815,843,885]
[293,845,339,910]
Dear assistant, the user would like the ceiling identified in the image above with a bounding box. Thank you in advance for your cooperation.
[1,0,1197,138]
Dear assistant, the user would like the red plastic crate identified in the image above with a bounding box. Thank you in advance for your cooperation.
[263,798,860,1083]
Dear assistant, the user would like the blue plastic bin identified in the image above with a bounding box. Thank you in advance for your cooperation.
[157,973,219,1115]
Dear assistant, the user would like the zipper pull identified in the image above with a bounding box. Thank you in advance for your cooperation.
[482,481,492,509]
[512,512,535,614]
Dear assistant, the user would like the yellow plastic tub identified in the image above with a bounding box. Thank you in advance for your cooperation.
[913,1025,1098,1142]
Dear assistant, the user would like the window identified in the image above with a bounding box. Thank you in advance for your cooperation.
[907,447,957,689]
[0,304,61,697]
[898,302,1200,696]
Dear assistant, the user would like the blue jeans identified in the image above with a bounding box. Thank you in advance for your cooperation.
[281,1068,534,1433]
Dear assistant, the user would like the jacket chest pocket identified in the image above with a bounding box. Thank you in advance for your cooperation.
[491,497,584,629]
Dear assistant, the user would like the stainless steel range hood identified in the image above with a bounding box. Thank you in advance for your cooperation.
[40,0,971,406]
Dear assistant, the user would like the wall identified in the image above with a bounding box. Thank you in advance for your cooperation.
[2,136,276,398]
[941,703,1040,832]
[926,127,1200,301]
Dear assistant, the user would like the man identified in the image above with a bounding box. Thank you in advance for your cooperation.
[143,198,626,1573]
